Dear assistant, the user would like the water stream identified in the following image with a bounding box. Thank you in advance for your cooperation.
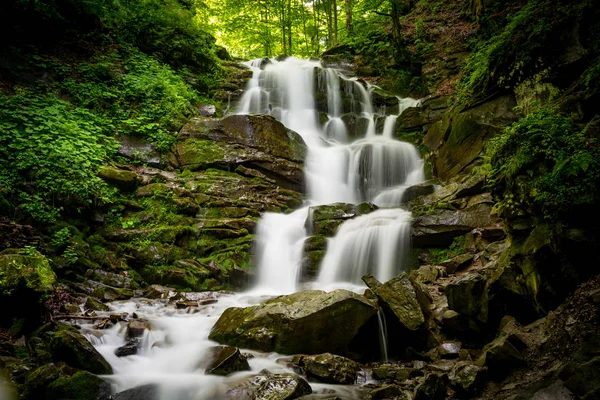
[83,57,425,399]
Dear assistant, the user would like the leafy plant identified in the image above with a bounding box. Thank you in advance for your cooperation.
[0,93,118,222]
[488,109,600,220]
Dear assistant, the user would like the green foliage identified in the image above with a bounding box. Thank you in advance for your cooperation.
[0,249,56,297]
[51,228,72,251]
[0,93,118,222]
[59,49,200,152]
[457,0,597,103]
[427,235,467,264]
[488,109,600,220]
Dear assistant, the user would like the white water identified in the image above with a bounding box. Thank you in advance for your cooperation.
[84,57,425,399]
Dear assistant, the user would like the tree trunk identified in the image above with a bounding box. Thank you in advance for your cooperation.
[344,0,352,33]
[333,0,338,45]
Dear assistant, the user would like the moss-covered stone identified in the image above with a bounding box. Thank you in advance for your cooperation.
[209,289,377,359]
[98,166,138,190]
[200,345,250,376]
[47,370,112,400]
[306,202,378,236]
[0,249,55,296]
[292,353,361,384]
[226,372,312,400]
[446,273,488,324]
[48,325,113,374]
[373,273,429,331]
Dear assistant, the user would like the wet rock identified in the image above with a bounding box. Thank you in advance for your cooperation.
[402,184,436,204]
[173,114,307,192]
[88,281,133,302]
[530,381,575,400]
[479,321,527,377]
[446,273,488,323]
[369,384,403,399]
[372,273,430,331]
[98,166,138,190]
[199,345,250,376]
[126,319,150,339]
[84,296,109,312]
[114,339,139,357]
[300,236,327,281]
[414,373,449,400]
[430,95,517,180]
[410,265,440,284]
[85,269,132,288]
[110,384,160,400]
[117,135,161,166]
[226,371,312,399]
[449,362,487,396]
[306,202,378,236]
[209,289,377,358]
[362,274,382,290]
[439,342,462,359]
[412,203,493,248]
[48,325,112,374]
[292,353,361,384]
[441,310,481,338]
[142,284,177,300]
[559,334,600,399]
[440,253,473,274]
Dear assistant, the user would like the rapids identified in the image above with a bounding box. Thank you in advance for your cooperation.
[83,57,425,399]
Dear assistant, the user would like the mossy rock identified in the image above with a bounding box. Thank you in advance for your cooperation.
[209,289,377,359]
[306,202,378,236]
[180,114,307,162]
[373,273,429,331]
[48,325,112,374]
[0,249,56,328]
[47,370,112,400]
[0,249,55,296]
[446,273,489,324]
[98,166,138,191]
[292,353,361,384]
[226,372,312,400]
[138,264,209,291]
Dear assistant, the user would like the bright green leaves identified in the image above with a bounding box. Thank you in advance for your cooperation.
[0,93,118,222]
[488,109,600,220]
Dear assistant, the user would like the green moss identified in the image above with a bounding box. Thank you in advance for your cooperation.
[174,139,226,168]
[0,249,55,297]
[488,109,600,220]
[47,371,110,400]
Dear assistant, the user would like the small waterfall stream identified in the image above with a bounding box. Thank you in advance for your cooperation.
[84,57,425,399]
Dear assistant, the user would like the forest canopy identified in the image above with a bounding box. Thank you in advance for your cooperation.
[195,0,410,58]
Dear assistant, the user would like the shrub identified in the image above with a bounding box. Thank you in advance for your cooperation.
[0,93,117,222]
[488,109,600,220]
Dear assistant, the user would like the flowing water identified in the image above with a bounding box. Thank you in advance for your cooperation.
[83,57,425,399]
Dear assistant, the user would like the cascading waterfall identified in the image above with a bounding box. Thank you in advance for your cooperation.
[240,57,424,288]
[84,57,426,400]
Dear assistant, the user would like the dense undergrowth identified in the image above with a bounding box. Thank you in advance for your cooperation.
[0,0,224,223]
[488,109,600,222]
[457,0,600,103]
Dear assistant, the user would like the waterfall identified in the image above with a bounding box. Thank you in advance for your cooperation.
[237,57,425,291]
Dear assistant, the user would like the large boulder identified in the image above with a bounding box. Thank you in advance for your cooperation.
[446,273,489,324]
[48,325,113,375]
[411,203,492,248]
[209,289,377,358]
[171,115,307,192]
[426,95,518,180]
[368,273,430,331]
